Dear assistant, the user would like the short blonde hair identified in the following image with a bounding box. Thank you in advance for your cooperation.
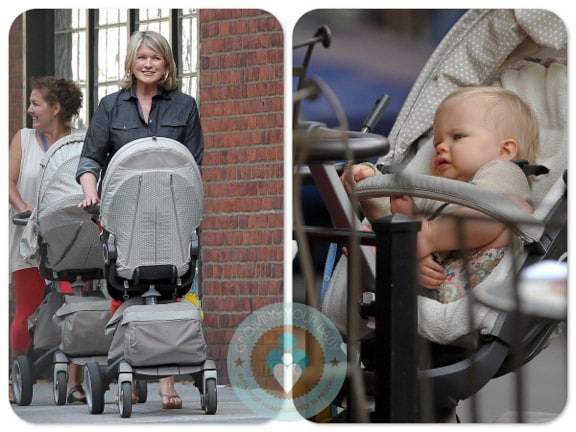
[438,86,540,163]
[120,30,178,91]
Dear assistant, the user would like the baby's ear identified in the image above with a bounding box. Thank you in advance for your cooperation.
[499,138,519,160]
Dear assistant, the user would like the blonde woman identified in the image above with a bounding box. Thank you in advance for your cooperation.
[77,30,204,410]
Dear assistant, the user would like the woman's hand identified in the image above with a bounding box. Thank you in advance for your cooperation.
[78,195,100,209]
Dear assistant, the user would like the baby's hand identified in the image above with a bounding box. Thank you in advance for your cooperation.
[390,195,415,216]
[340,164,377,195]
[341,224,375,257]
[418,254,444,290]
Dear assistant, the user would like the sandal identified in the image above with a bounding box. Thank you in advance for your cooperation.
[9,379,16,404]
[67,385,87,405]
[160,392,183,410]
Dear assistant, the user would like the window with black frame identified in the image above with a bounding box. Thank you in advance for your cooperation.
[51,8,199,127]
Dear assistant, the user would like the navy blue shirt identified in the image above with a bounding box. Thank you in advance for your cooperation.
[76,85,204,182]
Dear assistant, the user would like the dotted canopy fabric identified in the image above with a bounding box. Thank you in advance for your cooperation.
[99,137,203,280]
[385,9,567,167]
[20,131,105,275]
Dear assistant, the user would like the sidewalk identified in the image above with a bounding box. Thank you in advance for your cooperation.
[9,332,568,425]
[10,380,269,425]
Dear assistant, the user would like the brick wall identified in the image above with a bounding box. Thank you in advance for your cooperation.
[198,9,284,383]
[8,15,24,147]
[8,14,24,328]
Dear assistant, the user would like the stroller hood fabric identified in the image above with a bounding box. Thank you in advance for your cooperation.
[99,137,203,280]
[20,130,104,275]
[386,9,566,167]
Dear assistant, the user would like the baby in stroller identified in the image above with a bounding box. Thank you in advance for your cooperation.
[343,86,538,306]
[309,9,566,421]
[321,8,567,345]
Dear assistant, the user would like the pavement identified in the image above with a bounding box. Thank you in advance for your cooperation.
[290,271,569,426]
[458,328,568,424]
[10,381,270,427]
[9,330,567,428]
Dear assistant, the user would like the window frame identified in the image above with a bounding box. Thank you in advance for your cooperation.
[25,8,199,128]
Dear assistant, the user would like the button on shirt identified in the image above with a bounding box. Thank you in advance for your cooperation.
[76,86,204,183]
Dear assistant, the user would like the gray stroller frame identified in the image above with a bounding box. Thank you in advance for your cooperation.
[294,9,567,422]
[82,137,217,418]
[11,131,111,407]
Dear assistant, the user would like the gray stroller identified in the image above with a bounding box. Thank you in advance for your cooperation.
[82,136,217,418]
[12,131,112,406]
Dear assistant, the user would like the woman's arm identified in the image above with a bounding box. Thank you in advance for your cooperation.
[78,172,100,208]
[182,97,204,167]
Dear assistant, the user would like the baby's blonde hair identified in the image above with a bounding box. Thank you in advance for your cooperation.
[439,86,540,163]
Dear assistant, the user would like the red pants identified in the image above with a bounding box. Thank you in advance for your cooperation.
[10,268,46,352]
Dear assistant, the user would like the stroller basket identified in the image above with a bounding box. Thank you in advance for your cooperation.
[106,301,207,367]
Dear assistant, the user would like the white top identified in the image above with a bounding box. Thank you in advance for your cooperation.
[9,128,46,272]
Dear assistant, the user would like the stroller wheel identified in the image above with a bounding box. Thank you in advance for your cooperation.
[12,356,34,406]
[53,369,67,406]
[118,381,133,418]
[202,378,217,415]
[135,380,148,403]
[84,362,105,414]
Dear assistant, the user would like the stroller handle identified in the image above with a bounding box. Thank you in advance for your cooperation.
[361,94,391,133]
[12,210,31,226]
[83,203,101,223]
[294,124,389,162]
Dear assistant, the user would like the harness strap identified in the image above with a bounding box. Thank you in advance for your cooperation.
[514,159,549,177]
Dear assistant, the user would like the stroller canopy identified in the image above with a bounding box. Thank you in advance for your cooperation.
[387,9,566,170]
[37,130,88,220]
[99,137,203,280]
[21,130,105,278]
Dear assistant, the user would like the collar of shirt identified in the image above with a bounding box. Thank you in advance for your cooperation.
[120,85,173,102]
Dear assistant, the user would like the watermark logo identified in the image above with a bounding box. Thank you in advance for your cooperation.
[227,302,347,421]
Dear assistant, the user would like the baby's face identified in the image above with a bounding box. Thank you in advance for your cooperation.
[431,97,505,181]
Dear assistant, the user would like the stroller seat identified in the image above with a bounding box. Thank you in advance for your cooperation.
[83,137,217,418]
[99,136,203,300]
[11,131,111,407]
[20,130,104,283]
